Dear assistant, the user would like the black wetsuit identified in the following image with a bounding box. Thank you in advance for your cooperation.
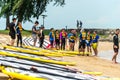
[9,22,16,39]
[113,34,119,52]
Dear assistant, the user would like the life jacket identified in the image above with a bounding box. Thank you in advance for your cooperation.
[82,32,86,40]
[18,24,22,32]
[62,32,66,38]
[52,31,54,38]
[87,34,91,41]
[92,34,99,43]
[55,33,59,39]
[92,34,96,40]
[70,33,76,40]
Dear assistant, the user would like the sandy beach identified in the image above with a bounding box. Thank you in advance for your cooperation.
[63,41,120,78]
[0,34,120,78]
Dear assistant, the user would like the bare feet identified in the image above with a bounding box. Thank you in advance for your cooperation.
[112,61,118,64]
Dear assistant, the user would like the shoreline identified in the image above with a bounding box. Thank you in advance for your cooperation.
[0,34,120,78]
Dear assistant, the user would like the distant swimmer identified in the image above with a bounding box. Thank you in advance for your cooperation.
[112,29,119,64]
[92,31,99,56]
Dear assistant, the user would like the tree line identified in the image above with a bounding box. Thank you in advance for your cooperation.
[0,0,65,29]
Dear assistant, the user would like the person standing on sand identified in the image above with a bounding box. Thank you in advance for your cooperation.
[38,26,45,48]
[55,30,60,50]
[92,31,99,56]
[112,29,119,64]
[16,22,23,47]
[49,28,55,48]
[73,29,77,51]
[78,29,86,55]
[86,31,92,53]
[9,18,17,46]
[68,29,77,51]
[60,28,67,50]
[32,21,39,46]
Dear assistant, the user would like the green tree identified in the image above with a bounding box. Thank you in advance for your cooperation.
[12,0,65,22]
[0,0,65,29]
[0,0,15,30]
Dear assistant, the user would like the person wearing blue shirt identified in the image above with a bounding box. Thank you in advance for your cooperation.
[78,30,86,55]
[92,31,99,56]
[68,29,76,51]
[86,31,92,54]
[49,28,54,48]
[16,22,23,47]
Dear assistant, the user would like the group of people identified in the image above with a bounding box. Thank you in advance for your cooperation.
[8,18,23,47]
[48,27,100,56]
[32,21,45,48]
[49,28,67,50]
[79,30,99,56]
[8,19,119,64]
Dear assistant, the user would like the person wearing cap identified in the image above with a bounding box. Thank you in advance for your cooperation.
[92,31,99,56]
[38,26,45,48]
[49,28,55,48]
[60,28,67,50]
[9,18,17,46]
[112,29,119,64]
[32,21,39,46]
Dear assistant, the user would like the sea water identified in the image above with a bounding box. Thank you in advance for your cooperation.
[99,50,120,63]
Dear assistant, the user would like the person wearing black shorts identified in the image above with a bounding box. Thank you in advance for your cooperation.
[78,30,86,55]
[55,30,60,50]
[9,18,16,46]
[112,29,119,64]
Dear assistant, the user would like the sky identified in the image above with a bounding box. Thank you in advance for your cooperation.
[0,0,120,30]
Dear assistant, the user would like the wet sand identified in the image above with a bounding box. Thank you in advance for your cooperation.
[0,34,120,78]
[63,41,120,77]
